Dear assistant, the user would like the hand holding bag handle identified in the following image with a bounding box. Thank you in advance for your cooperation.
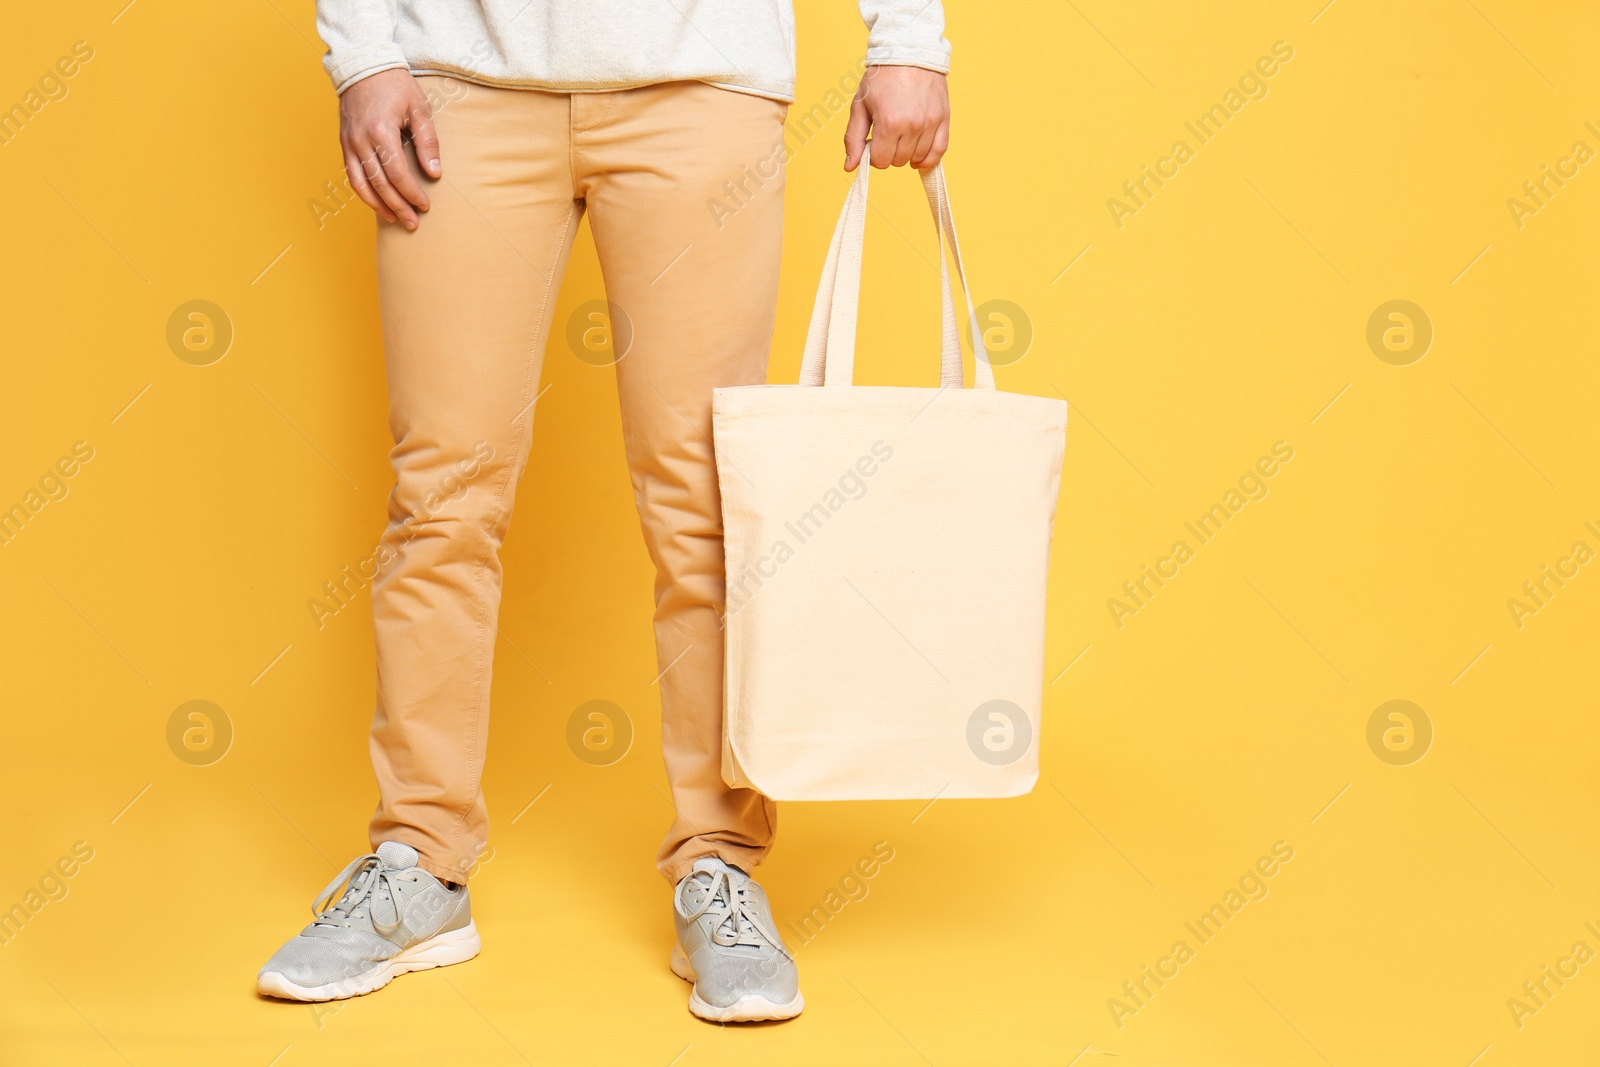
[798,163,996,391]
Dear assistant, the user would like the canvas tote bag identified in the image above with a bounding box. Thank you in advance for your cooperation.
[712,163,1067,801]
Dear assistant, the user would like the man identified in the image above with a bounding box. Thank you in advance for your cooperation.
[257,0,952,1022]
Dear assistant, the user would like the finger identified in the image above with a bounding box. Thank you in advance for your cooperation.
[409,101,441,179]
[870,131,902,169]
[343,143,397,223]
[908,118,938,169]
[843,96,870,171]
[918,117,951,170]
[889,123,915,167]
[373,126,430,214]
[360,137,418,227]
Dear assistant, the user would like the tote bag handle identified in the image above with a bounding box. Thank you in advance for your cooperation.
[798,163,996,390]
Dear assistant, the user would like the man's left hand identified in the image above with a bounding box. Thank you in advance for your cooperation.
[844,65,950,171]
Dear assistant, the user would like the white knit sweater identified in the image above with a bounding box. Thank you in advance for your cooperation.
[316,0,951,103]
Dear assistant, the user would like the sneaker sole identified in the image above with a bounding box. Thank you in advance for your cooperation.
[258,921,481,1003]
[669,943,805,1023]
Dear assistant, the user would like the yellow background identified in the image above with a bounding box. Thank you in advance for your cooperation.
[2,0,1598,1063]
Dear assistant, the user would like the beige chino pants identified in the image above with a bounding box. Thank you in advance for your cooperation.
[366,76,785,885]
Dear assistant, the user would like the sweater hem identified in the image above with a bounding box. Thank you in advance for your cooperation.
[394,62,797,104]
[864,46,951,74]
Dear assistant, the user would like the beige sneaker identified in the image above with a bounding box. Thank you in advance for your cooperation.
[257,841,479,1002]
[671,857,803,1022]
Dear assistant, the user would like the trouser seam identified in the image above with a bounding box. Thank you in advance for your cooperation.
[446,197,580,849]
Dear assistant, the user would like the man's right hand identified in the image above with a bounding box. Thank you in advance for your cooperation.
[339,68,440,230]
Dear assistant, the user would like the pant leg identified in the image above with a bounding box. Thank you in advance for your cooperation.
[369,76,580,884]
[570,82,788,884]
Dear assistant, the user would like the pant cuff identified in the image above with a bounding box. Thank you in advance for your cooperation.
[661,842,770,885]
[371,828,478,884]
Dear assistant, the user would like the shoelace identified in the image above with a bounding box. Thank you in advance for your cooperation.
[311,854,407,936]
[678,868,791,960]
